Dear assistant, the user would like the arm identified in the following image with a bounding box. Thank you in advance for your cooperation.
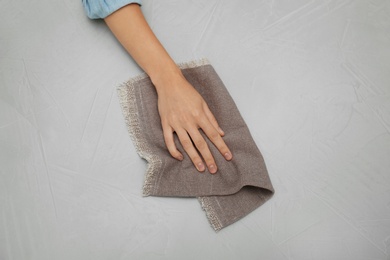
[104,4,232,174]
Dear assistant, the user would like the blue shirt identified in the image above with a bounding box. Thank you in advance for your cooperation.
[82,0,142,19]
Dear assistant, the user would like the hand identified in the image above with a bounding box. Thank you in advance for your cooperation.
[155,73,232,174]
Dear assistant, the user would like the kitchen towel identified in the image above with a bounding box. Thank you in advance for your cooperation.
[117,58,274,231]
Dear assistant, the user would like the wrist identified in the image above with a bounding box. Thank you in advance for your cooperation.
[150,65,185,94]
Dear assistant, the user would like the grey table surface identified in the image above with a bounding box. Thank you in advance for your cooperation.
[1,0,390,259]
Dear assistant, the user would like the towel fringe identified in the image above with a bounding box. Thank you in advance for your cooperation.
[177,58,210,69]
[199,196,223,232]
[117,78,162,197]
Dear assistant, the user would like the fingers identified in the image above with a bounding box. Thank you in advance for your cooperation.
[199,117,233,162]
[163,122,218,174]
[160,96,232,174]
[176,129,207,173]
[177,118,232,175]
[162,111,232,174]
[162,124,183,161]
[186,127,218,174]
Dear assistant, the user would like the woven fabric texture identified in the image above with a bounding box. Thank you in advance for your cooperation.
[117,59,274,231]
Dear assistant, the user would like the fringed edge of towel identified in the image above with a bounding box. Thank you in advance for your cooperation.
[177,58,210,69]
[198,196,223,232]
[117,75,163,197]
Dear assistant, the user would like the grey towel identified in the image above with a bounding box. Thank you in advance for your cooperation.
[117,59,274,231]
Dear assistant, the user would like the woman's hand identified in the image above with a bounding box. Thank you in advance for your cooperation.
[155,72,232,174]
[104,4,232,173]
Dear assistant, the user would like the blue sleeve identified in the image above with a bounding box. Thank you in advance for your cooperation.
[82,0,142,19]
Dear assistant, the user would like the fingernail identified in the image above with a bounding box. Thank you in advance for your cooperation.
[209,164,217,174]
[197,162,205,172]
[218,127,225,136]
[177,155,183,161]
[224,152,232,160]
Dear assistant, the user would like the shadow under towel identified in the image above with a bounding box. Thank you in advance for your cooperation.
[117,58,274,231]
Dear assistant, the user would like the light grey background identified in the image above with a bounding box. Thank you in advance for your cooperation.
[1,0,390,259]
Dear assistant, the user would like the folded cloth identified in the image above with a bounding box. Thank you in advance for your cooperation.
[117,58,274,231]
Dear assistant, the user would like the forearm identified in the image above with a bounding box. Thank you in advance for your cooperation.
[104,4,182,92]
